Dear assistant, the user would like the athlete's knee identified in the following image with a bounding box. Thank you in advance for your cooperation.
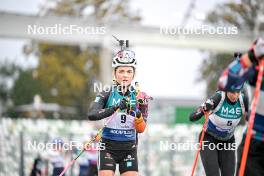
[121,171,139,176]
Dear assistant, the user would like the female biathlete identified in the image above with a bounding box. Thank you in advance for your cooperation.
[189,84,248,176]
[88,39,150,176]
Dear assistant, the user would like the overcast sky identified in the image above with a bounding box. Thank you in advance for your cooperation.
[0,0,234,99]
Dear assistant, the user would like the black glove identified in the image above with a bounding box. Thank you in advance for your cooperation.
[201,99,214,111]
[127,106,141,118]
[113,98,129,111]
[137,99,144,106]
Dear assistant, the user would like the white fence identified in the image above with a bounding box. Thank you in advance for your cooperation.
[0,117,245,176]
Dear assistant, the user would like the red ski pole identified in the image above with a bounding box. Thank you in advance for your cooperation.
[191,110,210,176]
[239,60,264,176]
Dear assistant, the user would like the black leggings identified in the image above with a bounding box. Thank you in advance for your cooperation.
[236,135,264,176]
[199,132,236,176]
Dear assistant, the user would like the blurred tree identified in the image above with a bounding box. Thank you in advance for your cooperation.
[0,61,19,116]
[42,0,141,23]
[20,0,141,119]
[199,53,235,96]
[199,0,262,96]
[5,69,47,118]
[35,44,99,118]
[11,69,47,106]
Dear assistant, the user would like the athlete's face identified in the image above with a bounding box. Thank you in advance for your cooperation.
[227,91,240,102]
[114,66,134,86]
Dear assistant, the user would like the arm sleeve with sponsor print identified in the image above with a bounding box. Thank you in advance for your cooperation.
[189,92,222,121]
[87,91,116,121]
[218,58,256,91]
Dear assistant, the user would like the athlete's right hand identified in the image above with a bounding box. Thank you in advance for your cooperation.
[114,98,129,111]
[248,37,264,63]
[120,98,129,110]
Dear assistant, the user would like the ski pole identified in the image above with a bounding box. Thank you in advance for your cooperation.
[59,108,120,176]
[238,60,264,176]
[191,110,210,176]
